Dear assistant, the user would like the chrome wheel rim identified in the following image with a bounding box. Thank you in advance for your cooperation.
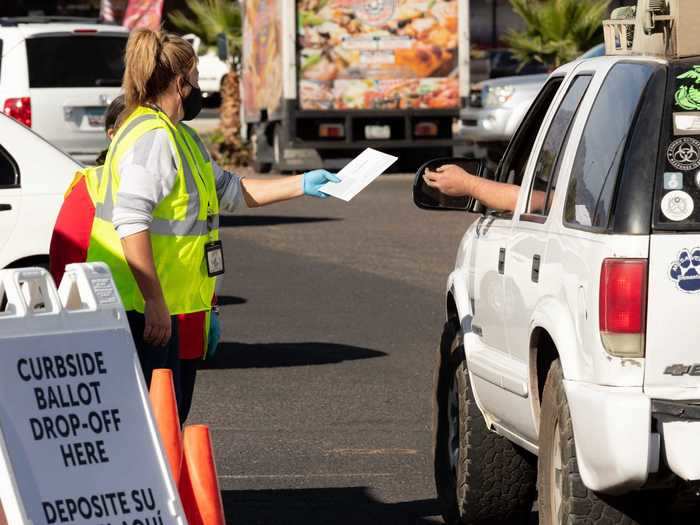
[550,421,563,523]
[447,372,460,472]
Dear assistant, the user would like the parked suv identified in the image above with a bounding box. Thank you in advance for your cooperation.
[0,17,128,163]
[416,52,700,523]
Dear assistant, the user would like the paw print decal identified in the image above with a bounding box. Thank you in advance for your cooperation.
[670,248,700,293]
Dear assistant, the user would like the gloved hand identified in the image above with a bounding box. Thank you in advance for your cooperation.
[303,169,341,198]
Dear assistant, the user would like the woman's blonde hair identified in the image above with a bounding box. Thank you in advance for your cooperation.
[122,29,197,111]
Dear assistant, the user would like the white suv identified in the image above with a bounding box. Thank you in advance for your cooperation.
[416,52,700,522]
[0,17,128,164]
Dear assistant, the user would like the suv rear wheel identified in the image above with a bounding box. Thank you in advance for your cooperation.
[538,361,645,525]
[434,321,537,524]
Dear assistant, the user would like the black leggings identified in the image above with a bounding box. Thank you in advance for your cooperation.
[127,311,199,424]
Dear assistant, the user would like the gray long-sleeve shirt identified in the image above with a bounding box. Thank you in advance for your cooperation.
[112,127,243,238]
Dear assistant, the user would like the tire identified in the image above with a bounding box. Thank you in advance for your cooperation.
[272,123,282,170]
[251,125,272,174]
[434,321,537,524]
[538,361,645,525]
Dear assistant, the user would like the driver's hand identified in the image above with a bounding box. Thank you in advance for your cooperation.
[423,164,472,197]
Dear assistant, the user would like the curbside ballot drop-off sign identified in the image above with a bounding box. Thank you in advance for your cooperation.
[0,264,185,525]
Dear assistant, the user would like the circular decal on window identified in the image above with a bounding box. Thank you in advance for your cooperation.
[667,137,700,171]
[661,190,695,221]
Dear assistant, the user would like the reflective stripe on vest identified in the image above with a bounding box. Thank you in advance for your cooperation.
[86,106,219,315]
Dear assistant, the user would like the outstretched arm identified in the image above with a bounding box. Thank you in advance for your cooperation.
[240,170,340,207]
[423,164,546,213]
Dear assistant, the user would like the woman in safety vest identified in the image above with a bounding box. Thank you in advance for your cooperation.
[87,28,339,422]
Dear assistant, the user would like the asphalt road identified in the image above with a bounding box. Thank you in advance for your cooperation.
[186,174,476,524]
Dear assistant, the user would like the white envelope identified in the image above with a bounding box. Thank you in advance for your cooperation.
[320,148,398,202]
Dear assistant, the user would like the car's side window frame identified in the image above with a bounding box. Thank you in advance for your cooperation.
[0,145,21,189]
[491,75,566,220]
[520,73,593,225]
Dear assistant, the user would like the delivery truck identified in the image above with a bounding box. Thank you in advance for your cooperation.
[241,0,469,172]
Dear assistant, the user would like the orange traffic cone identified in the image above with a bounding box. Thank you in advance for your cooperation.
[180,425,225,525]
[149,369,183,483]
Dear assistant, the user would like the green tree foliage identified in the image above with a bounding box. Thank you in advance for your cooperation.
[506,0,610,68]
[169,0,242,55]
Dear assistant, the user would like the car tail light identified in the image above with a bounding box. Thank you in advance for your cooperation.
[414,122,438,137]
[319,123,345,138]
[599,258,648,358]
[3,97,31,128]
[73,29,98,33]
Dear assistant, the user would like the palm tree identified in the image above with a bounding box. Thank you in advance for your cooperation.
[169,0,247,167]
[169,0,242,50]
[506,0,610,69]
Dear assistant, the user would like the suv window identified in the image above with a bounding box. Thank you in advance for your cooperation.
[25,35,127,88]
[0,146,19,188]
[496,76,565,214]
[564,63,656,229]
[526,75,592,217]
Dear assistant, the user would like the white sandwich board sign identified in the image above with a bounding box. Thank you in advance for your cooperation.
[0,264,185,525]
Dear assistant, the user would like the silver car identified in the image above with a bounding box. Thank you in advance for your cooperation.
[460,44,605,160]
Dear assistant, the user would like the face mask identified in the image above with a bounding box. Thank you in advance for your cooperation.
[180,78,203,121]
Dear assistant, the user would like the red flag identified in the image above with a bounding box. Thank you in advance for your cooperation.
[123,0,164,30]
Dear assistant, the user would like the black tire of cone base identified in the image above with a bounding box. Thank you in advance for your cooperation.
[433,321,537,525]
[538,361,646,525]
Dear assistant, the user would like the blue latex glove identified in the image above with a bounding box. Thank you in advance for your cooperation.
[303,169,341,198]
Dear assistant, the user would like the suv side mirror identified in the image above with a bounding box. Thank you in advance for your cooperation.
[413,157,486,212]
[217,32,229,62]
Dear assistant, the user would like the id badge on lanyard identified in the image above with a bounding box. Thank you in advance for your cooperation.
[205,240,225,277]
[186,132,224,278]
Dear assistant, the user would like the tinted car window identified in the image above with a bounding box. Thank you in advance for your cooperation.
[527,75,591,215]
[564,63,655,229]
[26,35,127,88]
[0,146,18,187]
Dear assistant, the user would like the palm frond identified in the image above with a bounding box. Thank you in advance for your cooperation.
[169,0,242,53]
[506,0,610,68]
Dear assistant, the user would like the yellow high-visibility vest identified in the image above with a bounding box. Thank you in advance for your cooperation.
[86,106,220,315]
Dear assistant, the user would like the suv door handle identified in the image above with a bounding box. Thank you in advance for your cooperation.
[532,255,541,283]
[0,204,11,212]
[498,248,506,274]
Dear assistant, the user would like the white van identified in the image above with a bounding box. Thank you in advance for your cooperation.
[0,17,128,164]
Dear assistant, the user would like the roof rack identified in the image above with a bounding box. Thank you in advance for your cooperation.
[0,16,117,27]
[604,0,700,58]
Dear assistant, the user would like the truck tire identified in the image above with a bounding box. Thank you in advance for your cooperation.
[251,126,272,174]
[538,361,644,525]
[434,321,536,524]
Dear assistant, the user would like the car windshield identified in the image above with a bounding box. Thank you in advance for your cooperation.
[26,35,127,88]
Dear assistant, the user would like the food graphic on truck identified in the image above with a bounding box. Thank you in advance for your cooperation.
[242,0,468,172]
